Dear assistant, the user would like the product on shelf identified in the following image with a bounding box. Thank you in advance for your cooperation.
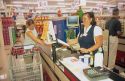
[34,16,49,36]
[2,17,14,45]
[41,20,49,40]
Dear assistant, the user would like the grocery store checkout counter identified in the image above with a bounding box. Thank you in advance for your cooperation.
[39,44,125,81]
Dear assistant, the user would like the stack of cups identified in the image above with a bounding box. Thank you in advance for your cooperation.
[79,55,90,66]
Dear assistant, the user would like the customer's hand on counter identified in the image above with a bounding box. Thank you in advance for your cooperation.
[67,38,78,46]
[79,48,90,53]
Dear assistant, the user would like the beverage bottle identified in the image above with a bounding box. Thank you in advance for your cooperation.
[90,52,94,67]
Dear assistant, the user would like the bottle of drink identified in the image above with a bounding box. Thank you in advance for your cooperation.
[90,52,94,67]
[52,43,57,63]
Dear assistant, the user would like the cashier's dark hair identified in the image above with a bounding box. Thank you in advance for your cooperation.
[84,12,96,26]
[26,19,34,26]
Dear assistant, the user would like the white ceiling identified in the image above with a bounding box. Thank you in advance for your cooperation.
[3,0,125,13]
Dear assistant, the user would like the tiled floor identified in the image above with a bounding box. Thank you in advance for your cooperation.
[0,45,12,81]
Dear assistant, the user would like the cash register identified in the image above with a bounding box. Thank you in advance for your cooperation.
[83,66,110,78]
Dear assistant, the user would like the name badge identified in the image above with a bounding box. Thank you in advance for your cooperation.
[80,33,87,37]
[83,33,87,36]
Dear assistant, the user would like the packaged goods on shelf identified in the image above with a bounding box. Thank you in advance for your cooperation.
[1,17,14,45]
[34,16,49,35]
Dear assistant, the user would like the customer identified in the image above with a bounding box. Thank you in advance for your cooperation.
[23,19,45,71]
[24,19,44,46]
[68,12,103,66]
[105,8,122,69]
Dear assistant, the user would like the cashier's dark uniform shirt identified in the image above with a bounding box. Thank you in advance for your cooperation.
[105,17,121,36]
[78,25,98,54]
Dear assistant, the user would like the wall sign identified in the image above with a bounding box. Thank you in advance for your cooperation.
[38,0,48,8]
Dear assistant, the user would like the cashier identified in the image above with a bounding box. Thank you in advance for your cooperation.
[24,19,44,46]
[68,12,103,63]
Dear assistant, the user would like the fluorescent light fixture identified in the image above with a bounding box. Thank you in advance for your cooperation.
[103,4,116,7]
[12,1,38,4]
[86,0,107,4]
[48,0,64,1]
[57,2,72,5]
[57,3,65,5]
[47,5,65,8]
[35,6,65,10]
[80,0,86,3]
[83,6,99,9]
[6,4,22,7]
[64,8,71,10]
[65,3,72,5]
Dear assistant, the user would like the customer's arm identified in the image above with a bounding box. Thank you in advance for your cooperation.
[26,31,44,45]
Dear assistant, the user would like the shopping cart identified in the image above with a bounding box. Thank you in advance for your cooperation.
[9,45,43,81]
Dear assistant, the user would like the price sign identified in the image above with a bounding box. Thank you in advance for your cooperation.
[38,0,48,8]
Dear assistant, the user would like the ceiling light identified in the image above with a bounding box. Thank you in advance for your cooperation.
[57,3,66,6]
[6,4,22,7]
[103,4,116,7]
[57,2,72,6]
[12,1,38,4]
[86,0,107,4]
[48,0,64,1]
[36,5,66,10]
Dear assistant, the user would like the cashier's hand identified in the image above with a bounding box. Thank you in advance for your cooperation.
[79,48,89,53]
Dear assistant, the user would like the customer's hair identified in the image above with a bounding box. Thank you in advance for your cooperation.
[112,8,119,15]
[84,12,96,26]
[26,19,34,26]
[22,25,26,33]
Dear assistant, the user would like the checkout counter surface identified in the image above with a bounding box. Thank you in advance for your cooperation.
[60,57,125,81]
[39,45,125,81]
